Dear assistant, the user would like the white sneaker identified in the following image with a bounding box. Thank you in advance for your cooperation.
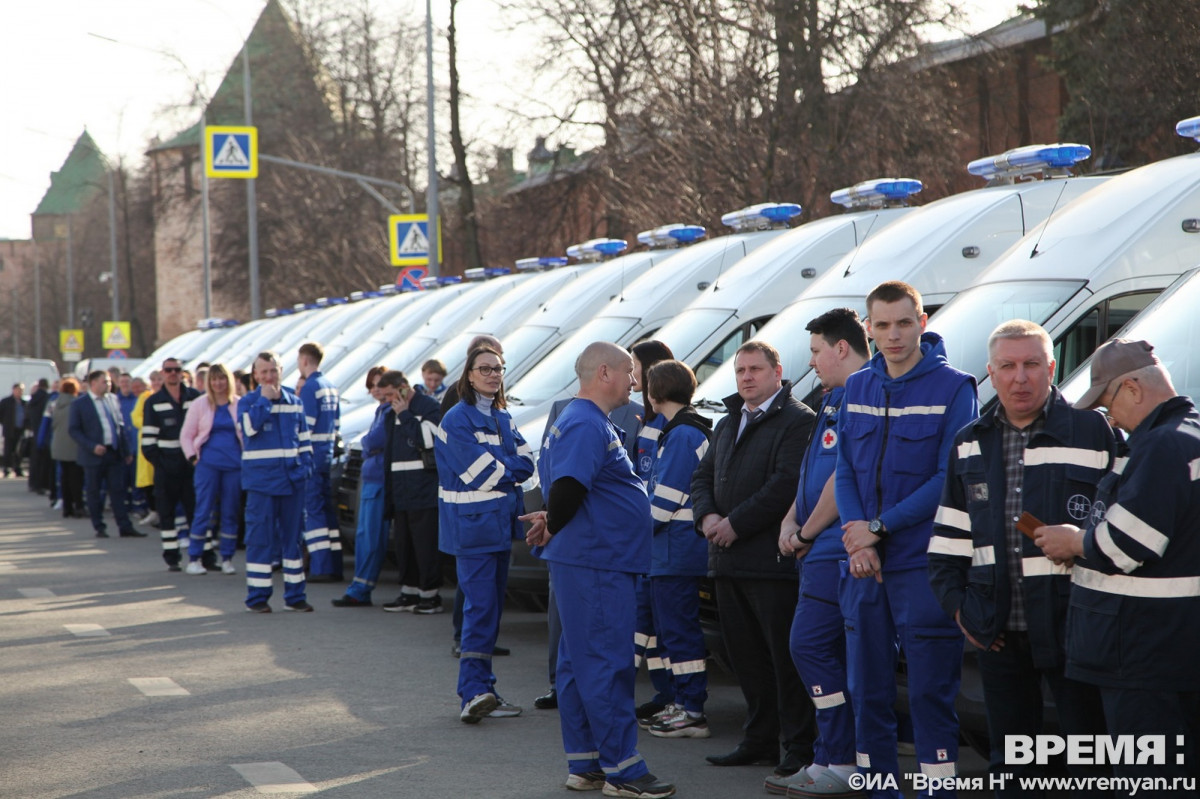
[488,697,523,718]
[185,561,207,575]
[138,511,160,527]
[460,693,498,724]
[221,560,236,575]
[52,499,63,511]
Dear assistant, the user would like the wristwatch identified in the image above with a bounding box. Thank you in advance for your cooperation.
[868,518,888,539]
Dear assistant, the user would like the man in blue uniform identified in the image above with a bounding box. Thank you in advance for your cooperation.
[241,352,313,613]
[1037,339,1200,789]
[769,308,870,797]
[836,281,977,795]
[297,342,342,581]
[929,320,1113,793]
[525,341,676,799]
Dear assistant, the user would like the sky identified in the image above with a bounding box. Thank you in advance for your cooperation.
[0,0,1021,242]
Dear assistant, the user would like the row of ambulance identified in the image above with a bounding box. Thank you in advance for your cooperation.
[137,113,1200,557]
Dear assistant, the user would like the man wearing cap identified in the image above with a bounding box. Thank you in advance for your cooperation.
[1037,339,1200,787]
[927,320,1113,791]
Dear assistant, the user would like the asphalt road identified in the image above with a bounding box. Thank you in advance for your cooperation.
[0,477,990,798]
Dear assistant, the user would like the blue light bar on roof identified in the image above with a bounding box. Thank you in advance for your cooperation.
[720,203,803,231]
[516,256,571,271]
[349,291,367,301]
[636,224,706,249]
[486,266,513,277]
[831,178,923,209]
[566,239,627,262]
[968,143,1091,180]
[439,276,462,285]
[1177,116,1200,142]
[420,276,440,289]
[377,284,401,295]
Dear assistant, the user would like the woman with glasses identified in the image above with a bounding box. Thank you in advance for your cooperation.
[180,363,242,575]
[433,345,534,723]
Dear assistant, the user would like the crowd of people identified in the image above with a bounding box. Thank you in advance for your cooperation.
[6,277,1199,799]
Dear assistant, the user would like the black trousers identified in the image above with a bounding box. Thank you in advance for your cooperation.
[3,433,23,476]
[715,575,816,759]
[392,507,441,591]
[58,460,83,516]
[155,462,195,566]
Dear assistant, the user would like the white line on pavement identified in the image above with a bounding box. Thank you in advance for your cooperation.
[64,624,110,637]
[231,762,318,793]
[18,587,55,597]
[128,677,190,696]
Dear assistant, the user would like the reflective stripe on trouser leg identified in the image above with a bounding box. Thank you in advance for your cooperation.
[634,574,674,705]
[456,551,507,703]
[890,567,961,792]
[276,494,306,606]
[838,560,902,799]
[347,482,387,601]
[303,470,337,576]
[190,462,220,560]
[791,559,855,768]
[551,561,648,784]
[648,574,707,713]
[244,491,278,607]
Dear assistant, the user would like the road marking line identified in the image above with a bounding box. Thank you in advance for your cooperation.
[64,624,110,637]
[231,762,318,793]
[0,562,15,571]
[129,677,190,696]
[18,588,55,598]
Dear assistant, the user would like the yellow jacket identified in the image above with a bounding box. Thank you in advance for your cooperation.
[131,391,154,488]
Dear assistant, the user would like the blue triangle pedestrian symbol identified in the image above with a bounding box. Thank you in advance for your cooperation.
[214,135,250,168]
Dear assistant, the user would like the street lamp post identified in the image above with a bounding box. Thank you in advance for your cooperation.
[425,0,439,277]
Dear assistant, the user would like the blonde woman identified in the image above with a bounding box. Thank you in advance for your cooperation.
[180,363,243,575]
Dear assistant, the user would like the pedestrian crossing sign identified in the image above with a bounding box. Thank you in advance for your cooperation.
[205,125,258,179]
[389,214,432,266]
[60,329,84,354]
[102,321,132,350]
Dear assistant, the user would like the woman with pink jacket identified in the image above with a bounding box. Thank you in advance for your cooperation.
[181,363,243,575]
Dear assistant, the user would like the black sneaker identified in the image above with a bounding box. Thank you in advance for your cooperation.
[602,773,676,798]
[284,601,315,612]
[414,595,444,614]
[382,595,420,613]
[331,595,373,607]
[635,700,666,722]
[245,602,272,613]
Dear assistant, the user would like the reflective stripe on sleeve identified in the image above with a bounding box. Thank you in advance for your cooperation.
[243,448,300,460]
[927,535,972,558]
[1073,566,1200,599]
[934,505,971,533]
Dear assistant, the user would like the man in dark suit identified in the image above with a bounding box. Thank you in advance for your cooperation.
[69,371,145,539]
[25,378,51,493]
[0,382,27,478]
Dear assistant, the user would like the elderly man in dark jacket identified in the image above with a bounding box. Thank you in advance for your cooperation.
[692,340,817,777]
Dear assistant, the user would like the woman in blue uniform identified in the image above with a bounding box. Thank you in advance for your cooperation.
[641,360,713,739]
[333,365,390,607]
[433,345,534,723]
[181,363,242,575]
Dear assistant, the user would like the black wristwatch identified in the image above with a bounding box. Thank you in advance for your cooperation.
[868,518,888,539]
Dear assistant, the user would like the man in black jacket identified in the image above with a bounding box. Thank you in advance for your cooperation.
[691,341,817,777]
[25,379,50,492]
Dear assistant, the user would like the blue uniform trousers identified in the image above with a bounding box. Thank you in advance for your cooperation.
[647,575,706,713]
[303,469,342,578]
[551,561,648,783]
[791,560,856,768]
[840,565,962,798]
[634,575,675,706]
[346,482,387,601]
[189,463,240,561]
[244,490,306,608]
[456,551,508,704]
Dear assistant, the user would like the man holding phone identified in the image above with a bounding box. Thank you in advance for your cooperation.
[928,320,1114,790]
[378,370,444,614]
